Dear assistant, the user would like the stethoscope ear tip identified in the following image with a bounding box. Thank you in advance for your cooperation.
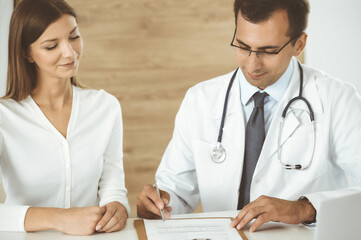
[285,164,303,170]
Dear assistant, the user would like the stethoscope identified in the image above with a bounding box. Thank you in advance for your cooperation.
[210,62,316,170]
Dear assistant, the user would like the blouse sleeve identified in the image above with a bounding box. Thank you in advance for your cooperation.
[0,116,30,232]
[0,120,3,180]
[97,98,130,216]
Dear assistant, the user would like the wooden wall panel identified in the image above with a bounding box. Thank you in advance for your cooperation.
[67,0,236,217]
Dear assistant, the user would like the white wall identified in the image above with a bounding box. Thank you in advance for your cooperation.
[0,0,13,96]
[306,0,361,92]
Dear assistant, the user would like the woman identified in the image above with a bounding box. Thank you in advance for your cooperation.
[0,0,129,235]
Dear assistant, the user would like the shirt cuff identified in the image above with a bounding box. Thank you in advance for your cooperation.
[20,206,30,232]
[0,205,30,232]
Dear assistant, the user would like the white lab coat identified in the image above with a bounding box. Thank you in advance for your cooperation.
[156,58,361,219]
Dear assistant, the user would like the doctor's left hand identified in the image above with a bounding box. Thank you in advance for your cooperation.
[95,201,128,233]
[230,195,316,232]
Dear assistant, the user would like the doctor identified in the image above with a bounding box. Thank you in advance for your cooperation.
[137,0,361,231]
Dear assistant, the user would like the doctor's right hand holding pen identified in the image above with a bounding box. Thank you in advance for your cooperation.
[137,184,172,219]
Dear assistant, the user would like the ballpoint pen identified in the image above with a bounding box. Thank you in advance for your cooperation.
[153,183,165,221]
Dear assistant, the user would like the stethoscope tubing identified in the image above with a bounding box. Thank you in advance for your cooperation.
[213,61,315,169]
[281,62,314,121]
[217,68,239,143]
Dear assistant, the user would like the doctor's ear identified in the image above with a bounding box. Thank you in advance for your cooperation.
[293,33,308,57]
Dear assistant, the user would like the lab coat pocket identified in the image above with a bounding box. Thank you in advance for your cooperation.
[281,121,326,181]
[191,138,227,188]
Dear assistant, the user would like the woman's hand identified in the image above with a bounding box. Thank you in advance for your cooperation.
[94,201,128,233]
[25,206,106,235]
[53,206,106,235]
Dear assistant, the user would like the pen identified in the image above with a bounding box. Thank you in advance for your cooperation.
[153,183,165,221]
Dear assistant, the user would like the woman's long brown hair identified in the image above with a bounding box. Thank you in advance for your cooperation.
[5,0,83,101]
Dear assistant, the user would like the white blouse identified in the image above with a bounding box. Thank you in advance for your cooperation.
[0,86,130,232]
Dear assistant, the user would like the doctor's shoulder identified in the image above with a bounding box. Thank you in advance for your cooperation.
[304,64,361,103]
[184,70,235,103]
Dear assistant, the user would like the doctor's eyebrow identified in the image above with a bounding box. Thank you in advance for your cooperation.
[40,26,79,45]
[236,38,280,50]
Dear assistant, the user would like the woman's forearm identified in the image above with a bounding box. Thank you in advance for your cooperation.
[24,206,106,235]
[24,207,62,232]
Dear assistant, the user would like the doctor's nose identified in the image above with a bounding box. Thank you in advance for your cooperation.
[246,52,263,72]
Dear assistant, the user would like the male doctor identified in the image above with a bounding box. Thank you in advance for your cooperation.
[137,0,361,232]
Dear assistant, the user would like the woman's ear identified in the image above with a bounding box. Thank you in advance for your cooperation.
[24,48,35,63]
[25,55,34,63]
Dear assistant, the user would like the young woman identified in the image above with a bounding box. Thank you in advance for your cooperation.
[0,0,129,235]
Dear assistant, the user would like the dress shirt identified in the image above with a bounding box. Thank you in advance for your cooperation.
[0,86,130,232]
[239,60,293,134]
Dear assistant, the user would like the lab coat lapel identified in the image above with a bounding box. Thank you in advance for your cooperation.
[221,70,245,155]
[211,68,245,209]
[254,59,323,175]
[211,70,239,120]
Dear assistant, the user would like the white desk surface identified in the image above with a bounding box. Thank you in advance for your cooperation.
[0,210,315,240]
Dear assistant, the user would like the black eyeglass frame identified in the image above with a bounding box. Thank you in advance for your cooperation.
[230,28,297,58]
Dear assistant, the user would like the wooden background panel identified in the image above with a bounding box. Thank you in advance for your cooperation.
[67,0,236,217]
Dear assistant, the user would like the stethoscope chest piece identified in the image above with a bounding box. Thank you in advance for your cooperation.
[211,142,226,163]
[210,69,239,163]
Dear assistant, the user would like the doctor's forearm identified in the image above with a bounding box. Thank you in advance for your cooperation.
[297,198,316,223]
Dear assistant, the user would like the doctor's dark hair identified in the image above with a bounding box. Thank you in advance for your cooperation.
[5,0,83,101]
[233,0,310,41]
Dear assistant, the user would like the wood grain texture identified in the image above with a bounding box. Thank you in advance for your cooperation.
[66,0,236,216]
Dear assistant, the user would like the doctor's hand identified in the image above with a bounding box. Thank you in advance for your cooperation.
[230,195,316,232]
[95,201,128,233]
[137,184,172,219]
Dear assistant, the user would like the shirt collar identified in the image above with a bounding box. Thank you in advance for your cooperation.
[239,60,294,105]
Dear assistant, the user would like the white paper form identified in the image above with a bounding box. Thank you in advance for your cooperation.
[144,218,243,240]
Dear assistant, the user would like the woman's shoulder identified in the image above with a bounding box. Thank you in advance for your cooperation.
[74,86,121,110]
[0,97,31,128]
[0,97,28,112]
[0,97,20,106]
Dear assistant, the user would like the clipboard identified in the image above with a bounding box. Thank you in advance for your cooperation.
[134,217,248,240]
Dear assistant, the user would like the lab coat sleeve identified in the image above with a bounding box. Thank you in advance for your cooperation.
[0,117,30,232]
[156,90,200,214]
[97,97,130,217]
[304,82,361,220]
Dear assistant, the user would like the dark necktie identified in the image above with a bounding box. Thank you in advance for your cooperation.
[237,91,268,209]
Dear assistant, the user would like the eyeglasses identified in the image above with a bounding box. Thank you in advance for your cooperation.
[230,28,296,60]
